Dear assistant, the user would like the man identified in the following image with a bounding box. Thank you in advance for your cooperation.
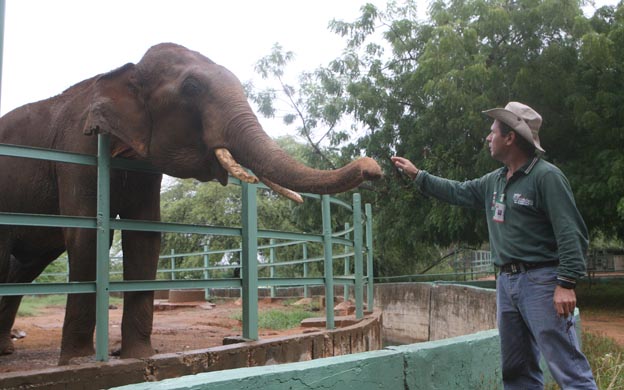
[392,102,597,389]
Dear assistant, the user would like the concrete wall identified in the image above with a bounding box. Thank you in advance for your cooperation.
[374,282,497,344]
[111,330,504,390]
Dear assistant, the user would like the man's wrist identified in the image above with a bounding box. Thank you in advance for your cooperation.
[556,276,577,289]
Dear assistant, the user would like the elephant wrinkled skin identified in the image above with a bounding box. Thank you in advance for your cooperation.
[0,43,381,365]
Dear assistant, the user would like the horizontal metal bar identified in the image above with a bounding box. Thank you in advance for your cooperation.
[331,237,353,246]
[258,240,308,250]
[0,282,96,296]
[0,143,97,165]
[257,229,323,243]
[109,279,242,292]
[329,197,353,211]
[258,277,325,287]
[111,219,241,236]
[0,212,97,228]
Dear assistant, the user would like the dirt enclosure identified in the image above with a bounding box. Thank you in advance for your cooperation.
[0,298,314,374]
[1,296,623,376]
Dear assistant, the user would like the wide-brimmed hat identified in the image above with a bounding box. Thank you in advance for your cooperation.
[483,102,545,154]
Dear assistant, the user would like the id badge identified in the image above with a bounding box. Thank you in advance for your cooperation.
[493,202,506,223]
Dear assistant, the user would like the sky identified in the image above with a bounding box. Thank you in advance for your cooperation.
[0,0,618,138]
[0,0,398,137]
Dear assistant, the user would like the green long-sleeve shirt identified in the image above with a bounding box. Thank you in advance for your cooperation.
[414,157,588,286]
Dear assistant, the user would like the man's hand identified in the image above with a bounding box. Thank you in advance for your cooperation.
[391,156,419,180]
[553,286,576,317]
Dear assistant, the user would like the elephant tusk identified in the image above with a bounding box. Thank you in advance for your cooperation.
[260,177,304,204]
[214,148,259,184]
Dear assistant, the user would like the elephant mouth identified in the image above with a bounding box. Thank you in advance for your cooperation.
[214,148,304,203]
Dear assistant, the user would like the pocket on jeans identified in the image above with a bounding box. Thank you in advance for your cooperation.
[526,266,557,285]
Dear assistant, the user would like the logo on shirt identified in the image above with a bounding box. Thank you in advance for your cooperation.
[513,193,534,206]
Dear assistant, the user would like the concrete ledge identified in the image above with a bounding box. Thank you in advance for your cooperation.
[112,349,405,390]
[0,312,382,389]
[111,330,504,390]
[112,324,568,390]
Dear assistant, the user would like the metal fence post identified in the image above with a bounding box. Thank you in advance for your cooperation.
[95,134,111,362]
[365,203,374,311]
[241,182,258,339]
[269,238,276,298]
[353,193,364,319]
[203,244,210,300]
[303,243,309,298]
[321,195,334,329]
[343,222,350,302]
[170,249,175,280]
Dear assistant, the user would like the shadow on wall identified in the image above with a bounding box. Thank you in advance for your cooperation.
[374,282,497,345]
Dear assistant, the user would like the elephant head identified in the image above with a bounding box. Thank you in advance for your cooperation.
[82,43,382,200]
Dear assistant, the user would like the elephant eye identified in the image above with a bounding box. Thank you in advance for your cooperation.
[182,77,202,97]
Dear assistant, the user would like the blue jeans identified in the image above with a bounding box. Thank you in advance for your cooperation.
[497,266,597,389]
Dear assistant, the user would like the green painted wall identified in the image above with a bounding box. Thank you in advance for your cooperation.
[112,331,504,390]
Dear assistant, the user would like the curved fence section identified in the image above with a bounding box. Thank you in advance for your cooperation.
[0,135,374,362]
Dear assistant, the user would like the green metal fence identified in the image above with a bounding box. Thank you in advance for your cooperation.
[0,137,374,362]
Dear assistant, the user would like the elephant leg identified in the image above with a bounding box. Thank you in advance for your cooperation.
[0,254,52,355]
[59,228,98,365]
[119,229,160,359]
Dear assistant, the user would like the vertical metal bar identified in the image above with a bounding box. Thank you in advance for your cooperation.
[321,195,334,329]
[343,222,350,302]
[95,134,111,362]
[269,239,276,298]
[203,244,210,300]
[0,0,5,111]
[302,243,309,298]
[353,193,364,319]
[170,249,175,280]
[241,182,258,339]
[365,203,374,312]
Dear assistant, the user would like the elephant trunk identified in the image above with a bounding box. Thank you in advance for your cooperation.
[219,112,382,200]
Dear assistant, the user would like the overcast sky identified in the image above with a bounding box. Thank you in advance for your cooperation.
[0,0,617,138]
[0,0,398,137]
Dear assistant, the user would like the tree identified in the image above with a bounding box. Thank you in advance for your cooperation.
[248,0,624,275]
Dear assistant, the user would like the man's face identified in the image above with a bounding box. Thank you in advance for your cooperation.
[486,120,511,162]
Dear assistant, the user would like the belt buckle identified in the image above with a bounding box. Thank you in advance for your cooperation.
[510,263,520,274]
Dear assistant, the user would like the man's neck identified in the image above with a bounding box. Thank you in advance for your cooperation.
[503,151,533,179]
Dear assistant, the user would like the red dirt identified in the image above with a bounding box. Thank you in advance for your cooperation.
[0,298,317,374]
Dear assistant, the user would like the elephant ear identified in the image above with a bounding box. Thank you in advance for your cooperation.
[82,63,151,158]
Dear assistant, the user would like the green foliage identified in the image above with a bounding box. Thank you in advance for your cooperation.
[231,306,316,330]
[17,294,122,317]
[578,332,624,390]
[248,0,624,276]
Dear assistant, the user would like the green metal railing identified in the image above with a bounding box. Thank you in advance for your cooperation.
[0,138,374,362]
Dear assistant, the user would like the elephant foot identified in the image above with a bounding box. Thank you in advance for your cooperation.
[0,334,15,355]
[58,345,95,366]
[120,342,155,360]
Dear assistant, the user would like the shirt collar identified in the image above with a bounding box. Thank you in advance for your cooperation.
[498,156,540,177]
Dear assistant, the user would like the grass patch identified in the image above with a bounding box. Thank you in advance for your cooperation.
[573,279,624,390]
[231,307,316,330]
[581,332,623,390]
[17,294,123,317]
[576,279,624,311]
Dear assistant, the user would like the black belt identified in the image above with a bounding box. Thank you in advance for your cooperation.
[499,260,559,274]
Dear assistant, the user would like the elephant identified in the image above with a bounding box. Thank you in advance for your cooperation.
[0,42,382,365]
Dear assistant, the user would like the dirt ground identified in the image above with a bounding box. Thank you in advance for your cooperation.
[1,299,622,375]
[0,298,313,374]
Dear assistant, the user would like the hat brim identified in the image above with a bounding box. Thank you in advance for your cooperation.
[483,108,545,153]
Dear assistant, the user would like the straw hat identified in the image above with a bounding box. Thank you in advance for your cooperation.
[483,102,545,154]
